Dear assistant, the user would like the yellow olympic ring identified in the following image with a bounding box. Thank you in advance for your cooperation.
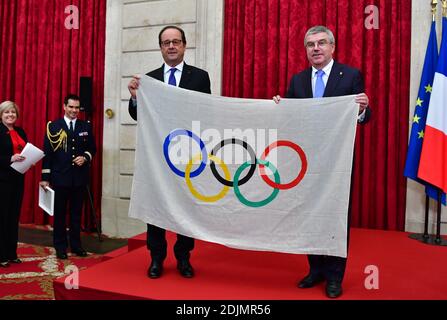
[185,153,230,202]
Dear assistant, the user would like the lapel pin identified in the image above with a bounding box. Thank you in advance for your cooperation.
[340,72,343,76]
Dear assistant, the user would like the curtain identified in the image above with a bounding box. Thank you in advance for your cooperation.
[0,0,106,229]
[223,0,411,230]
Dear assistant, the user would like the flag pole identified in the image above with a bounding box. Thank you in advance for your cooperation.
[432,190,447,244]
[409,195,431,242]
[425,190,447,245]
[426,0,438,243]
[423,195,430,240]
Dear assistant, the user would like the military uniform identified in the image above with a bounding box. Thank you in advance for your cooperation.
[41,118,96,254]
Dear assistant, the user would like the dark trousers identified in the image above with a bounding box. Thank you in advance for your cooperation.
[0,178,24,262]
[307,230,350,282]
[146,224,194,262]
[53,186,84,252]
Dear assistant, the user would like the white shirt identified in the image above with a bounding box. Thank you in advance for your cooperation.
[163,61,184,87]
[311,59,334,97]
[64,116,76,131]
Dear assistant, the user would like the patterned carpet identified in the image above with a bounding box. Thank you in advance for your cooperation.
[0,243,103,300]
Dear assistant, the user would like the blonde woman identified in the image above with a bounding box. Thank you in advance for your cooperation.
[0,101,27,267]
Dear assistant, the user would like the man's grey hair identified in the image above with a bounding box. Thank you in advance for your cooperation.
[304,26,335,46]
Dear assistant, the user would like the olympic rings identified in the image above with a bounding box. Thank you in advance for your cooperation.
[259,140,307,190]
[163,129,308,207]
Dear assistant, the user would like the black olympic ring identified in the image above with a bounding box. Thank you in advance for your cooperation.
[210,138,257,187]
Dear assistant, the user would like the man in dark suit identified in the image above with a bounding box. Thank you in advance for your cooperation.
[274,26,371,298]
[127,25,211,279]
[40,94,96,260]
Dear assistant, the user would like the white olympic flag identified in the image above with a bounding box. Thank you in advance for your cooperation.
[129,76,358,257]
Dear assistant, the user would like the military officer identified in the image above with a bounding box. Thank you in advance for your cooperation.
[39,94,96,259]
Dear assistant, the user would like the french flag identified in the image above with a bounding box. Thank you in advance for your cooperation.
[418,17,447,194]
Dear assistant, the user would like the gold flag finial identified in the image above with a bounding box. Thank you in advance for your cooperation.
[432,0,438,21]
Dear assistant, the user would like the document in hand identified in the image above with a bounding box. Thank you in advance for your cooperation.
[39,186,55,216]
[10,143,45,174]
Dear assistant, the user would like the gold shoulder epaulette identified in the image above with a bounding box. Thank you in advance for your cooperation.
[46,121,67,152]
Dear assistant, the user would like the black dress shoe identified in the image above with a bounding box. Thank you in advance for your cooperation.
[297,273,325,288]
[177,260,194,278]
[56,251,68,259]
[0,261,10,268]
[147,260,163,279]
[72,248,88,257]
[326,280,343,298]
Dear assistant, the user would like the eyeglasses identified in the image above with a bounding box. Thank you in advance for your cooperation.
[305,39,330,49]
[161,39,183,47]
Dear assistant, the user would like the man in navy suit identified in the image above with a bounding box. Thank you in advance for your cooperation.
[127,25,211,279]
[274,26,371,298]
[40,94,96,260]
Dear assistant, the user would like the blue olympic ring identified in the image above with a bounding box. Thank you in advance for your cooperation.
[163,129,207,178]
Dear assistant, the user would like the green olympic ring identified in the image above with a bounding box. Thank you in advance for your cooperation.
[233,159,281,207]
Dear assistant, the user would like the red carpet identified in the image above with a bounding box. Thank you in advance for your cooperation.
[52,228,447,300]
[0,243,102,300]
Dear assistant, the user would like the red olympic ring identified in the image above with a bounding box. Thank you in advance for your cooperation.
[259,140,307,190]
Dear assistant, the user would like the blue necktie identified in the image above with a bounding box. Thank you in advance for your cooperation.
[314,70,325,98]
[168,67,177,86]
[69,121,74,133]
